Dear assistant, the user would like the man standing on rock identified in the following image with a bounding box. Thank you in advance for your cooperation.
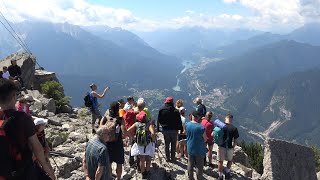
[194,98,206,118]
[217,114,239,180]
[89,83,110,134]
[83,126,111,180]
[157,97,183,162]
[186,111,207,180]
[0,79,56,180]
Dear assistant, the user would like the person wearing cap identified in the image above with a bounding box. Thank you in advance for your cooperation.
[177,106,189,159]
[194,97,206,118]
[201,111,215,167]
[134,98,152,120]
[89,83,110,134]
[8,59,24,88]
[33,118,54,176]
[157,97,183,162]
[124,96,135,111]
[16,95,34,116]
[186,111,207,180]
[127,111,156,179]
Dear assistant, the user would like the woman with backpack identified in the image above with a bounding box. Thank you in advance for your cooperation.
[127,111,156,179]
[100,101,128,180]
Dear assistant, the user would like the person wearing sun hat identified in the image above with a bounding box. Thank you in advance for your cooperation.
[33,118,54,177]
[157,97,183,162]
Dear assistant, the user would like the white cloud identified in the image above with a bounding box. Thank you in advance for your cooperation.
[0,0,315,32]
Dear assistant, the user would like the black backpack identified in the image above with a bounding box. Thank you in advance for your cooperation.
[0,113,31,179]
[84,93,92,107]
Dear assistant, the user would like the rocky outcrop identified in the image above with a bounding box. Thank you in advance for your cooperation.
[33,69,59,90]
[233,146,250,167]
[261,138,317,180]
[0,53,36,88]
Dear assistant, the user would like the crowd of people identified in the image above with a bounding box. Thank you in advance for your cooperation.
[0,70,239,180]
[85,84,240,180]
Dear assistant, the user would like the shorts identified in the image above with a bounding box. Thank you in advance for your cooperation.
[178,134,187,141]
[91,108,102,125]
[107,141,125,164]
[217,146,234,162]
[206,141,214,146]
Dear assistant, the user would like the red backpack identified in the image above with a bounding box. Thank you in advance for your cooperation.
[0,112,26,179]
[123,109,136,129]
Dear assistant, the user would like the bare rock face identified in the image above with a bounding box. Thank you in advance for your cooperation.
[33,69,59,90]
[0,53,36,89]
[233,146,250,167]
[261,138,317,180]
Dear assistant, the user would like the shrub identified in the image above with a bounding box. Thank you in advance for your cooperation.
[41,81,71,111]
[311,145,320,172]
[239,141,264,174]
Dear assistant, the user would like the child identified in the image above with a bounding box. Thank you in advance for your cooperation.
[33,118,54,173]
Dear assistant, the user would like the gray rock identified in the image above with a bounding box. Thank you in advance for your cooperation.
[68,132,87,143]
[60,105,73,114]
[317,171,320,180]
[40,98,56,113]
[33,69,60,91]
[233,146,250,167]
[38,110,50,118]
[261,138,317,180]
[62,124,71,130]
[30,101,43,112]
[53,157,81,178]
[52,135,65,147]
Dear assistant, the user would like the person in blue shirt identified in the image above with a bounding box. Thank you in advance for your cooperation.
[83,126,111,180]
[89,83,110,134]
[186,111,207,180]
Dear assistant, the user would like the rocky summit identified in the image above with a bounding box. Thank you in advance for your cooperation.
[0,53,318,180]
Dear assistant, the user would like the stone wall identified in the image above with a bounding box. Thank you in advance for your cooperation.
[261,138,317,180]
[0,53,36,88]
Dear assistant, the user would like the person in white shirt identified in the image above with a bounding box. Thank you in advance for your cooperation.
[2,66,11,80]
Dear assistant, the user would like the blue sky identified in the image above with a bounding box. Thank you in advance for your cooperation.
[1,0,318,32]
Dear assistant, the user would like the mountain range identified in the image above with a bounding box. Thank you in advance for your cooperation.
[1,20,320,145]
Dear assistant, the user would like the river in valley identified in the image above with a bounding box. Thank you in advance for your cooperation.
[172,60,195,92]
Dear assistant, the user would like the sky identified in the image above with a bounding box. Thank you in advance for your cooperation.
[0,0,319,33]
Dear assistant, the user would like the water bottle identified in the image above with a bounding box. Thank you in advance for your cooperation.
[214,119,226,129]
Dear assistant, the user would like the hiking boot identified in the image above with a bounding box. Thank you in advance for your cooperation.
[225,172,232,180]
[142,172,148,179]
[217,176,224,180]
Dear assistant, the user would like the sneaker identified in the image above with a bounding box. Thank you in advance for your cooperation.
[225,172,232,180]
[217,176,224,180]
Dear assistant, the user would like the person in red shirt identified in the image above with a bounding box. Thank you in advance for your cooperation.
[201,111,214,166]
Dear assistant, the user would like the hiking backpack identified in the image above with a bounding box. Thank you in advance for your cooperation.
[0,114,25,179]
[104,116,120,142]
[136,122,150,147]
[84,93,92,108]
[213,119,227,146]
[123,109,136,129]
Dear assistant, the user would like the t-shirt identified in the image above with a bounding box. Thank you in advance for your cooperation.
[1,109,35,168]
[186,122,206,156]
[181,116,189,130]
[221,123,239,149]
[8,65,21,78]
[86,136,109,180]
[201,119,214,143]
[123,103,133,111]
[2,71,10,80]
[196,104,206,118]
[119,109,125,118]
